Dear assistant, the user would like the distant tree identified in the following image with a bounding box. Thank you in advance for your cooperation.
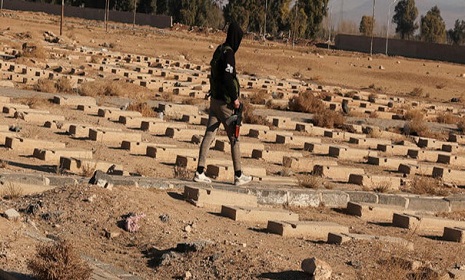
[448,19,465,45]
[114,0,135,11]
[137,0,156,14]
[178,0,223,28]
[298,0,329,39]
[289,4,307,42]
[393,0,418,39]
[359,15,374,36]
[265,0,292,36]
[420,6,446,43]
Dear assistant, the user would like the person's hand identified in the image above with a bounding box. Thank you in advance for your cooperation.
[233,99,240,109]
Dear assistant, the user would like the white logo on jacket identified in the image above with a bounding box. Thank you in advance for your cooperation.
[225,64,234,74]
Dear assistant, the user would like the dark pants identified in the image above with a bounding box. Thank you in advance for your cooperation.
[197,98,242,173]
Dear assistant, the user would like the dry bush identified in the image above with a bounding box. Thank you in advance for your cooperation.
[55,77,74,93]
[288,91,325,113]
[182,98,204,105]
[160,91,174,102]
[403,118,429,137]
[312,109,345,129]
[404,176,450,196]
[242,100,269,125]
[21,41,48,59]
[404,109,424,121]
[249,90,269,105]
[372,181,391,193]
[18,95,51,109]
[436,112,459,124]
[35,79,57,93]
[408,87,423,97]
[369,111,379,118]
[173,165,190,180]
[296,174,323,189]
[127,102,156,117]
[0,160,8,168]
[79,80,150,98]
[28,240,92,280]
[1,182,24,199]
[458,117,465,134]
[81,163,96,177]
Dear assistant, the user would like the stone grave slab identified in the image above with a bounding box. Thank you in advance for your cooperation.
[267,220,348,239]
[221,205,299,222]
[183,185,257,209]
[393,213,465,232]
[313,165,364,182]
[5,137,66,154]
[327,232,413,250]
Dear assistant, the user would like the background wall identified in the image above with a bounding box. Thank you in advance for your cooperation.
[335,34,465,65]
[2,0,172,29]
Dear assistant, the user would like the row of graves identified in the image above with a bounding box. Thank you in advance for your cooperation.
[0,42,465,189]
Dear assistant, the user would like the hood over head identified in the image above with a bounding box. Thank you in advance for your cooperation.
[225,21,243,53]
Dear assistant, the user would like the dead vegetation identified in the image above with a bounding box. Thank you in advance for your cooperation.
[127,102,156,117]
[1,182,24,199]
[403,176,451,196]
[79,79,150,98]
[242,100,269,125]
[27,240,92,280]
[288,91,344,128]
[296,174,323,189]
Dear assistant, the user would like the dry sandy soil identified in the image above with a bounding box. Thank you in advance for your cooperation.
[1,10,465,280]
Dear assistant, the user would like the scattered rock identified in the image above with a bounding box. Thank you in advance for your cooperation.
[84,194,97,202]
[397,61,401,64]
[184,224,192,233]
[26,201,42,215]
[89,170,114,189]
[175,240,214,253]
[367,65,372,69]
[209,44,214,49]
[124,213,146,233]
[159,214,170,223]
[104,229,121,239]
[301,257,332,279]
[379,65,385,70]
[368,57,373,61]
[184,271,192,279]
[8,125,21,132]
[159,251,181,266]
[4,208,20,221]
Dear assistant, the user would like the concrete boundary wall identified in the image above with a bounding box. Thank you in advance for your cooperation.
[2,0,172,29]
[2,171,464,211]
[335,34,465,65]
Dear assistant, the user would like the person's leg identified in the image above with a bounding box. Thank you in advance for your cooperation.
[217,101,242,173]
[197,100,221,173]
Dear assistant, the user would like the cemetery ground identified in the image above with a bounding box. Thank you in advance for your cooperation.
[1,10,465,280]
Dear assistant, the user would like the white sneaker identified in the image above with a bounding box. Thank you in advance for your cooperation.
[234,173,252,186]
[193,172,212,183]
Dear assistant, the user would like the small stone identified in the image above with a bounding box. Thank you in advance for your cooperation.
[397,61,401,64]
[367,65,372,69]
[368,57,373,61]
[184,225,192,233]
[301,257,332,279]
[242,243,247,248]
[85,194,97,202]
[4,208,20,221]
[209,44,214,49]
[379,65,385,70]
[184,271,192,279]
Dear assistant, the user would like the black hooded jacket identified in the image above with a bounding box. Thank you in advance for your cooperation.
[212,22,243,103]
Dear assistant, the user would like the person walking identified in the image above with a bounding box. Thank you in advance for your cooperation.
[193,21,252,186]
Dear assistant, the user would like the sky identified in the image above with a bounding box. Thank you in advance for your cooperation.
[328,0,465,31]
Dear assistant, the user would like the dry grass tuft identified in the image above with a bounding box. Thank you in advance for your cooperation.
[312,109,344,128]
[404,109,424,121]
[458,117,465,134]
[1,182,24,199]
[404,176,450,196]
[249,90,269,105]
[173,165,190,180]
[408,87,423,97]
[127,102,156,117]
[35,79,56,93]
[81,163,96,177]
[436,112,459,124]
[21,41,48,59]
[288,91,344,128]
[373,181,391,193]
[28,239,92,280]
[55,77,74,93]
[288,91,325,113]
[242,100,270,125]
[0,160,9,168]
[296,174,323,189]
[79,79,149,98]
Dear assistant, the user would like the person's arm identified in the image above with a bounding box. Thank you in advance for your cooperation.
[223,49,240,107]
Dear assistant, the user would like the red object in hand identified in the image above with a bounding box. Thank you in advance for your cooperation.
[235,125,240,138]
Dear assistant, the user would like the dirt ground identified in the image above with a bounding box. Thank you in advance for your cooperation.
[1,10,465,280]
